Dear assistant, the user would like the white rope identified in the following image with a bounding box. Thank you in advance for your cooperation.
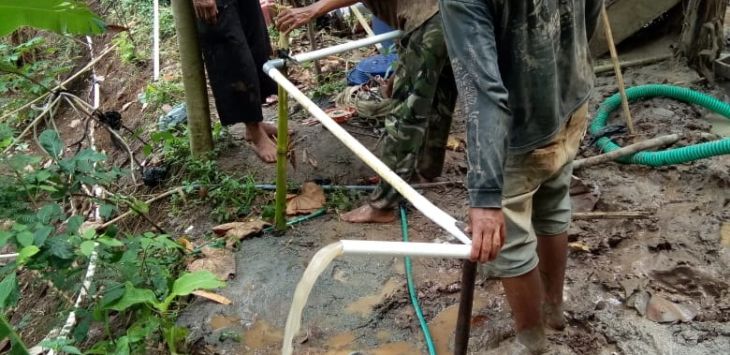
[153,0,160,81]
[45,36,104,355]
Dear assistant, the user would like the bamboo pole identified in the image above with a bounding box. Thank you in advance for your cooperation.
[275,32,291,231]
[350,5,383,53]
[171,0,214,157]
[573,134,681,169]
[601,4,636,135]
[594,54,672,74]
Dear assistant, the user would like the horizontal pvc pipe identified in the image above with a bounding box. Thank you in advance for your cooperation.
[265,31,402,71]
[265,67,471,245]
[341,240,471,259]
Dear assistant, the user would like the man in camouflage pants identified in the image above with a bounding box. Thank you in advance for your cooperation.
[279,0,456,223]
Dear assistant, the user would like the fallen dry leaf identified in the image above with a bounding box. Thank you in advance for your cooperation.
[213,220,270,249]
[188,246,235,281]
[192,290,232,305]
[446,135,464,151]
[286,182,326,215]
[568,242,591,252]
[177,237,195,252]
[212,220,269,237]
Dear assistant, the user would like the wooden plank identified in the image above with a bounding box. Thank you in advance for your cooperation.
[590,0,682,57]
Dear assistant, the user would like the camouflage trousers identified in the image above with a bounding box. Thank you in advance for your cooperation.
[369,15,457,210]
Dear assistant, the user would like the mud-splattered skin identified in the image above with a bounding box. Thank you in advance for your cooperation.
[439,0,602,207]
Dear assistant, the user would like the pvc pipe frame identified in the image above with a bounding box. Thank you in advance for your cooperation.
[264,30,471,246]
[341,240,471,259]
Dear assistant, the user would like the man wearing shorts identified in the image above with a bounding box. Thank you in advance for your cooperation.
[438,0,603,352]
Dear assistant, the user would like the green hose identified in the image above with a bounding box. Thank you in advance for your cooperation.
[399,205,437,355]
[591,84,730,166]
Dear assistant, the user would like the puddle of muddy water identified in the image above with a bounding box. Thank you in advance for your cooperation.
[319,337,419,355]
[210,315,241,331]
[345,278,401,316]
[242,320,283,353]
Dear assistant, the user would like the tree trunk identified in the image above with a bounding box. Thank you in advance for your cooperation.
[678,0,728,81]
[171,0,213,157]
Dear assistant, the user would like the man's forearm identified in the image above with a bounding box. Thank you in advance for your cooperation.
[311,0,359,18]
[439,0,512,208]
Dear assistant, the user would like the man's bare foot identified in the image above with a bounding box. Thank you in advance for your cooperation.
[244,123,277,163]
[341,204,396,223]
[245,122,292,139]
[542,302,566,331]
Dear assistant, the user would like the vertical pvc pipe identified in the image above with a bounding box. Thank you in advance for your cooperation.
[153,0,161,81]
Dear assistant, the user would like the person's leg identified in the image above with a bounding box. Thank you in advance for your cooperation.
[492,126,571,352]
[417,62,457,180]
[196,0,275,162]
[342,16,449,223]
[494,187,546,353]
[235,0,279,140]
[532,104,589,330]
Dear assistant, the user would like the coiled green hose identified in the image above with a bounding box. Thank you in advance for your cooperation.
[590,84,730,166]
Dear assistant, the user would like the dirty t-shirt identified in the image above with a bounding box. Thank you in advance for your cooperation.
[363,0,439,34]
[439,0,603,208]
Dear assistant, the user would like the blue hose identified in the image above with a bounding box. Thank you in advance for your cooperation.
[591,84,730,166]
[399,205,437,355]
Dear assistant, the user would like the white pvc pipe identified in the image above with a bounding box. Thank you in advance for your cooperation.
[291,30,401,64]
[341,240,471,259]
[265,67,471,245]
[0,253,18,260]
[153,0,160,81]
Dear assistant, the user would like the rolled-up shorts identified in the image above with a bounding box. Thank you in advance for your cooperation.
[481,103,589,278]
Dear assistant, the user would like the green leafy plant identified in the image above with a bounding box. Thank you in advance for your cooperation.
[0,128,230,352]
[311,72,346,99]
[141,80,185,111]
[91,271,224,354]
[0,0,106,37]
[0,315,29,355]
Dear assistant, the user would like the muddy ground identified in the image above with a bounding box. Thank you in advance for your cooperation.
[173,41,730,354]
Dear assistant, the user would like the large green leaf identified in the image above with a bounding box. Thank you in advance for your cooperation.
[108,282,158,312]
[0,273,18,309]
[169,271,225,298]
[0,315,29,355]
[0,0,106,37]
[16,245,39,264]
[159,271,225,311]
[39,130,63,159]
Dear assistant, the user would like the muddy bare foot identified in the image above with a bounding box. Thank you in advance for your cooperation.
[245,123,277,163]
[542,302,566,331]
[245,122,292,139]
[341,204,396,223]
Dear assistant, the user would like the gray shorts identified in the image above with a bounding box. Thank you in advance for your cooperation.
[481,104,589,278]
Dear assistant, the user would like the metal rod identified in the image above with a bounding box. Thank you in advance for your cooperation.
[454,260,477,355]
[341,240,471,259]
[265,67,470,245]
